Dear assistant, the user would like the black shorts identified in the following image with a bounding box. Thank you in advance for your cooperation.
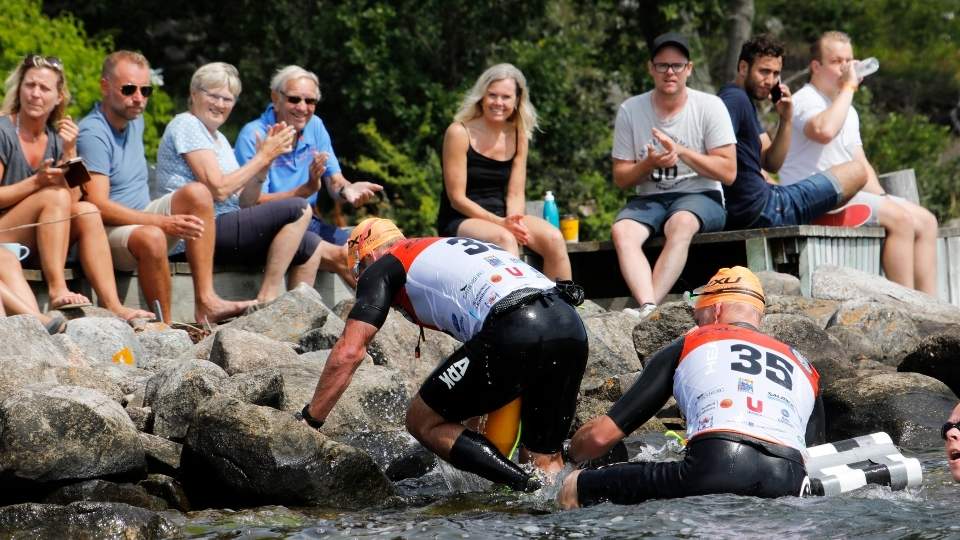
[418,291,588,454]
[576,434,807,506]
[213,198,320,266]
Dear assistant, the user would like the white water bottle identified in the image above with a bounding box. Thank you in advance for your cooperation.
[854,57,879,79]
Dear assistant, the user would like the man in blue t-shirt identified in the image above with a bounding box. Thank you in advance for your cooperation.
[78,51,254,323]
[235,65,382,284]
[718,35,866,230]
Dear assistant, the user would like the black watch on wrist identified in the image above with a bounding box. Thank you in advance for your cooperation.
[297,403,325,430]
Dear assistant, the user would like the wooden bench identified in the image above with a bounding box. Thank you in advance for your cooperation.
[526,224,960,307]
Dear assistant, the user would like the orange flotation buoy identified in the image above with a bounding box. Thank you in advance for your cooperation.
[482,397,522,458]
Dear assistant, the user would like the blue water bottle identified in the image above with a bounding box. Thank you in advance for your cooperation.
[543,190,560,228]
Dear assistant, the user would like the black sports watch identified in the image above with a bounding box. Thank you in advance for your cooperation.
[296,403,325,430]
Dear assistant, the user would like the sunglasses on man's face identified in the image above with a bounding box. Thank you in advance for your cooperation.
[281,92,318,106]
[120,84,153,97]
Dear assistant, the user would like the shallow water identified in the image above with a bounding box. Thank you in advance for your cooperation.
[176,435,959,539]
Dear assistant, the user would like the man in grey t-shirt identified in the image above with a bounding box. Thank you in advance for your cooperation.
[610,33,737,318]
[78,51,254,323]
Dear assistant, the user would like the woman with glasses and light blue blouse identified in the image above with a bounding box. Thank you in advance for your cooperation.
[154,62,327,305]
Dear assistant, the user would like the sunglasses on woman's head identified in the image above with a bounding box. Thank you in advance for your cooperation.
[120,84,153,97]
[23,54,63,71]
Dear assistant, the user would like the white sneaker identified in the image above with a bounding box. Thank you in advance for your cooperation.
[624,303,657,319]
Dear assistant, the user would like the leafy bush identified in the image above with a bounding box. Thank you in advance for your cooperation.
[0,0,173,159]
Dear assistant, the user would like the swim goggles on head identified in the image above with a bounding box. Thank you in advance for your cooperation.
[941,421,960,440]
[683,285,766,307]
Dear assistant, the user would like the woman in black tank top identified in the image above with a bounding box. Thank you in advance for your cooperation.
[437,63,571,280]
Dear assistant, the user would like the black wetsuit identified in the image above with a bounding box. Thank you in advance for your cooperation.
[349,238,588,489]
[576,322,826,506]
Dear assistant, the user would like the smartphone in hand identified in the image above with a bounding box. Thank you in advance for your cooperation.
[770,82,783,103]
[61,157,91,188]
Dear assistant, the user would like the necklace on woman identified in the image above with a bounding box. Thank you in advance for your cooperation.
[13,113,41,143]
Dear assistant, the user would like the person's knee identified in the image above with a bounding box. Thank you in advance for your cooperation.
[72,201,105,229]
[915,206,938,234]
[490,228,518,252]
[663,212,700,241]
[880,202,911,233]
[129,226,169,262]
[176,182,214,209]
[37,185,72,208]
[611,220,647,247]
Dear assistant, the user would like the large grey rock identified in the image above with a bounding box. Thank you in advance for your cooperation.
[138,432,182,475]
[52,366,125,403]
[826,300,922,366]
[812,265,960,324]
[765,294,840,329]
[277,352,408,435]
[208,328,299,375]
[632,301,695,365]
[138,474,190,512]
[136,328,193,360]
[898,331,960,396]
[757,271,802,296]
[581,312,643,384]
[761,313,856,383]
[65,317,147,366]
[0,315,69,364]
[0,385,145,482]
[575,299,607,317]
[0,356,61,402]
[0,502,178,538]
[823,372,956,448]
[298,314,347,353]
[191,284,333,359]
[143,360,227,440]
[220,368,285,408]
[49,334,93,367]
[44,479,167,511]
[365,308,459,394]
[183,395,395,508]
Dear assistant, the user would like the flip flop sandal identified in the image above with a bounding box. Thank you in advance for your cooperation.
[43,314,68,335]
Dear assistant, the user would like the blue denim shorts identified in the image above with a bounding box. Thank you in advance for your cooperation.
[755,171,842,227]
[615,191,726,236]
[308,216,350,245]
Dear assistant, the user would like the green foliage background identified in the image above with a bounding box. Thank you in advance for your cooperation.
[5,0,956,235]
[0,0,174,160]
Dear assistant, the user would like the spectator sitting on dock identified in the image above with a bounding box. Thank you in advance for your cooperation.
[718,34,867,231]
[235,65,383,287]
[78,51,255,324]
[778,31,938,295]
[610,32,736,319]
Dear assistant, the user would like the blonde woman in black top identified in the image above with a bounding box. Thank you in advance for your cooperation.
[437,63,570,280]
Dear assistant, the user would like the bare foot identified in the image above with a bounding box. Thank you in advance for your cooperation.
[49,290,93,310]
[557,469,581,510]
[113,306,157,322]
[195,298,257,324]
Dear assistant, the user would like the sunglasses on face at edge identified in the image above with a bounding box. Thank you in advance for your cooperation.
[942,421,960,440]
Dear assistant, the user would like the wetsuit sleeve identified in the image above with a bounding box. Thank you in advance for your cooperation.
[607,337,684,435]
[347,254,406,329]
[805,393,826,446]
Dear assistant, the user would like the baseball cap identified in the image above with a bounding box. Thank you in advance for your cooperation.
[346,217,405,278]
[686,266,765,312]
[651,32,690,60]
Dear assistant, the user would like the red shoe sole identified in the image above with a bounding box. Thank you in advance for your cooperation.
[811,203,873,228]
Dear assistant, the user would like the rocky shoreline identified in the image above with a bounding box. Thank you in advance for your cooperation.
[0,265,956,538]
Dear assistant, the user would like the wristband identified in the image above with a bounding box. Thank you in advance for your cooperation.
[296,403,325,430]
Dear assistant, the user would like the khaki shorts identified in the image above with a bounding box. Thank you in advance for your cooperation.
[106,192,181,271]
[832,192,908,227]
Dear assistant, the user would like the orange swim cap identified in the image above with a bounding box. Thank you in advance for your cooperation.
[693,266,765,312]
[346,218,405,278]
